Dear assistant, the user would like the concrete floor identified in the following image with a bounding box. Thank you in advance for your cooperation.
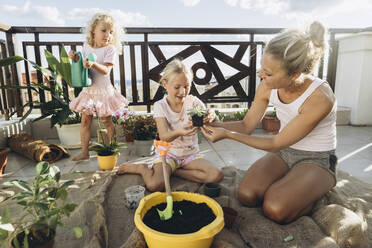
[1,125,372,185]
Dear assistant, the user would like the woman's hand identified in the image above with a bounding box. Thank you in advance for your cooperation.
[201,125,228,143]
[203,109,217,124]
[178,122,198,136]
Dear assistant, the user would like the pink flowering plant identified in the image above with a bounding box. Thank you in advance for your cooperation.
[112,110,136,141]
[133,115,157,141]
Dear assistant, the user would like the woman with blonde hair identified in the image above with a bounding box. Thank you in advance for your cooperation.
[202,21,337,224]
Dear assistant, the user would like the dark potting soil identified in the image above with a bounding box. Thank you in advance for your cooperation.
[143,200,216,234]
[191,115,204,127]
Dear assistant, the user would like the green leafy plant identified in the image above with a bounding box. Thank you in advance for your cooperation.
[214,109,248,122]
[0,161,82,248]
[0,46,81,128]
[133,115,157,141]
[88,104,127,156]
[187,105,207,117]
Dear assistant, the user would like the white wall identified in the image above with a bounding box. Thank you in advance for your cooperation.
[335,32,372,125]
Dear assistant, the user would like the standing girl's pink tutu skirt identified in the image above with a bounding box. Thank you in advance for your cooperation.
[69,44,128,116]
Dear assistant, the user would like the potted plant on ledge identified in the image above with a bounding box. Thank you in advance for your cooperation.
[112,110,135,143]
[0,161,82,248]
[0,46,82,147]
[262,108,280,133]
[133,115,157,157]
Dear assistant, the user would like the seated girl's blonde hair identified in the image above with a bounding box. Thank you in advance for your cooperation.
[160,59,193,84]
[85,13,123,54]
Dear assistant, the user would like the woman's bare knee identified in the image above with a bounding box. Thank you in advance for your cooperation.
[262,198,289,223]
[237,187,261,207]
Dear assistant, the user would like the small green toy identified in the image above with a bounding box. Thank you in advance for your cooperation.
[71,52,96,87]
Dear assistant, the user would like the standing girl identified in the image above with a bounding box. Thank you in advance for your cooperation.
[69,13,128,161]
[117,59,223,192]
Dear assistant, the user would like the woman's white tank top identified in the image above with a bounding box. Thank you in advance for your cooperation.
[269,77,337,151]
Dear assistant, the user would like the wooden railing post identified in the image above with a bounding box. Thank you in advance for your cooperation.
[5,30,23,117]
[141,33,151,112]
[33,33,46,105]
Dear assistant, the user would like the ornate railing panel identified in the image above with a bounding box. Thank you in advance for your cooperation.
[0,26,366,117]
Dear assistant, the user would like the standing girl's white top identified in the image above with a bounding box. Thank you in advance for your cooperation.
[69,42,128,117]
[270,77,337,151]
[154,95,204,158]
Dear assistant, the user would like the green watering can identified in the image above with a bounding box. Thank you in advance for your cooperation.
[71,52,96,87]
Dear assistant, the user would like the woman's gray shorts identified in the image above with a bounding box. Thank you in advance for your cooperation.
[275,147,337,183]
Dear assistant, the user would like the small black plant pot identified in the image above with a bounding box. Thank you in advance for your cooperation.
[222,206,238,229]
[203,182,221,197]
[191,115,204,127]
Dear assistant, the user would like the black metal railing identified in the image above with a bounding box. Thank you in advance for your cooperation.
[0,26,366,117]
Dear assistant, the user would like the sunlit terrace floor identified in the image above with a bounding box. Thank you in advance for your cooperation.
[1,125,372,186]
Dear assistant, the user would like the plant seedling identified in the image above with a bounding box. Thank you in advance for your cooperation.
[188,105,207,127]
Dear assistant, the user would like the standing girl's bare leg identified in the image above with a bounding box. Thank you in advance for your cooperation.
[101,116,115,142]
[72,113,93,161]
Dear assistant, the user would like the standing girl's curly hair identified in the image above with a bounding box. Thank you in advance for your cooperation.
[85,13,123,54]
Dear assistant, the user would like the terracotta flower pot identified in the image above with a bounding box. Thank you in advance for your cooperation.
[262,116,280,133]
[222,206,238,229]
[0,147,11,175]
[125,135,134,143]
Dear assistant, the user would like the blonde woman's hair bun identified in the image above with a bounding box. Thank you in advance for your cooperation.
[307,21,326,48]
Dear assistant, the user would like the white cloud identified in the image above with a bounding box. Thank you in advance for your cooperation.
[0,0,65,26]
[224,0,239,7]
[224,0,372,25]
[181,0,200,7]
[67,8,150,27]
[67,8,102,20]
[284,0,372,26]
[234,0,290,15]
[109,9,151,27]
[33,6,65,26]
[253,0,290,15]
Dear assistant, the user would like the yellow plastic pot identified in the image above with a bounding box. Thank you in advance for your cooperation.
[97,154,118,170]
[134,191,224,248]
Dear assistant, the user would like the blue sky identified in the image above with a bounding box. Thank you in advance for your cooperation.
[0,0,371,29]
[1,0,371,82]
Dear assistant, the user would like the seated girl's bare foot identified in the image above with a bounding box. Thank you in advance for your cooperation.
[116,163,147,175]
[72,153,90,161]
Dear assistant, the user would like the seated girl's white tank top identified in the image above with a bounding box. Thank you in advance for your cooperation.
[269,77,337,151]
